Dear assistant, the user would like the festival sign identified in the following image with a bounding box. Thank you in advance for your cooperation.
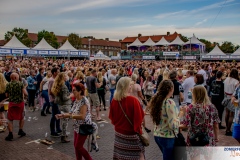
[0,48,11,54]
[38,50,48,55]
[49,51,58,55]
[12,49,24,54]
[220,56,229,59]
[111,56,121,60]
[211,56,220,58]
[163,52,179,56]
[202,55,211,58]
[183,56,196,60]
[132,55,143,60]
[230,56,240,59]
[70,51,79,56]
[27,50,38,55]
[121,56,131,60]
[59,51,68,55]
[81,52,89,56]
[142,56,155,60]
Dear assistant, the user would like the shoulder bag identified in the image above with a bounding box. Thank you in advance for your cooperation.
[79,124,94,135]
[118,101,150,147]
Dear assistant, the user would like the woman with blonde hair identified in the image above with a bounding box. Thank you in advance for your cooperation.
[181,86,220,160]
[0,73,8,125]
[52,72,72,143]
[97,72,107,111]
[177,69,183,81]
[163,70,169,80]
[109,77,145,160]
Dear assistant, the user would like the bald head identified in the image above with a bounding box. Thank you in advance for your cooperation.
[10,73,19,81]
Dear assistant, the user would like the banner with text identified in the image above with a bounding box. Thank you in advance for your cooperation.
[163,52,179,56]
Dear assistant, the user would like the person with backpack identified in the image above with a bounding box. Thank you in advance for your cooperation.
[210,71,225,129]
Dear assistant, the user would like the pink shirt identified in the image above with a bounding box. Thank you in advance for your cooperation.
[130,83,142,104]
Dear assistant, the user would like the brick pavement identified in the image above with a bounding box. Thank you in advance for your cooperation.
[0,93,239,160]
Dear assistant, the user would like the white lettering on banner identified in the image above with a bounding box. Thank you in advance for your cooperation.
[70,51,78,55]
[0,49,11,53]
[59,51,68,55]
[143,56,155,59]
[111,56,121,60]
[220,56,229,58]
[183,56,196,60]
[38,51,48,55]
[230,56,240,59]
[49,51,58,55]
[202,55,210,58]
[81,52,89,56]
[12,50,24,54]
[27,50,38,54]
[163,52,179,56]
[211,56,220,58]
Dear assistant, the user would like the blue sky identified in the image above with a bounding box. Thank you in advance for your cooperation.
[0,0,239,45]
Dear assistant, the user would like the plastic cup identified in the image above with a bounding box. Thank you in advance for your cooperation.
[234,100,239,107]
[3,102,9,111]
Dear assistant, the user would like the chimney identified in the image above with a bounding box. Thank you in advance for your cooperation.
[25,29,28,33]
[138,33,142,37]
[167,32,170,36]
[105,38,109,41]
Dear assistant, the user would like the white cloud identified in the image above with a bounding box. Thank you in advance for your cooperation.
[154,10,186,19]
[195,19,208,26]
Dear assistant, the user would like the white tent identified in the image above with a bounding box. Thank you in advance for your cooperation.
[127,38,143,47]
[169,35,185,45]
[184,34,205,53]
[142,37,155,46]
[206,45,226,56]
[94,50,111,60]
[58,39,77,51]
[154,36,170,46]
[33,38,55,50]
[3,35,29,49]
[231,47,240,55]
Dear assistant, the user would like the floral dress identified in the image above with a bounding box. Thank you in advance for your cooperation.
[71,97,92,133]
[181,103,220,158]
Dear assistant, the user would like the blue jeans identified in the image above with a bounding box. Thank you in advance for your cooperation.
[41,90,50,112]
[50,102,61,134]
[154,136,175,160]
[110,88,115,103]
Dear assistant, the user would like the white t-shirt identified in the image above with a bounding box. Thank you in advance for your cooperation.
[224,77,239,97]
[42,77,50,90]
[182,76,195,103]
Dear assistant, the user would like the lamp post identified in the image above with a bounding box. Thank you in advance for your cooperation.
[88,39,92,56]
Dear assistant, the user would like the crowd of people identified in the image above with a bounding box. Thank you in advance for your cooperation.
[0,58,240,160]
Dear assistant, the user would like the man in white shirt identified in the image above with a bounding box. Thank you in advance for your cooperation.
[182,70,195,104]
[198,65,207,85]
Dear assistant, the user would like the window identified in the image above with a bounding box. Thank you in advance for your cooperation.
[84,45,86,48]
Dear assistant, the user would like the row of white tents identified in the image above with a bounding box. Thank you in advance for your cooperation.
[204,45,240,56]
[1,35,78,51]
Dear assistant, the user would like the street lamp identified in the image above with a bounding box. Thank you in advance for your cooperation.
[88,39,92,56]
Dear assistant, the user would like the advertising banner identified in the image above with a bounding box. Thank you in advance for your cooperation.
[132,55,143,59]
[0,49,11,54]
[111,56,121,60]
[202,55,211,58]
[121,56,131,59]
[230,56,240,59]
[211,56,220,58]
[12,49,24,54]
[49,51,58,55]
[81,52,89,56]
[183,56,196,60]
[59,51,68,55]
[142,56,155,60]
[70,51,78,56]
[220,56,229,59]
[163,52,179,56]
[27,50,38,55]
[38,50,48,55]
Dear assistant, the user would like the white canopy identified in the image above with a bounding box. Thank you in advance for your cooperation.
[94,50,111,60]
[231,47,240,55]
[154,36,170,46]
[3,35,29,49]
[206,45,226,56]
[127,38,143,47]
[169,35,185,45]
[142,37,155,46]
[33,38,55,50]
[184,34,205,46]
[58,39,77,51]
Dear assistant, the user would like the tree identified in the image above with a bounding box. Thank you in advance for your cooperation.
[199,39,213,52]
[63,33,81,49]
[220,41,235,53]
[180,35,188,42]
[4,27,32,47]
[37,30,59,49]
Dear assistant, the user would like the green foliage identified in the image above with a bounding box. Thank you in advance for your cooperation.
[37,30,59,49]
[199,39,213,52]
[220,41,235,53]
[67,33,81,49]
[180,35,188,42]
[4,27,32,47]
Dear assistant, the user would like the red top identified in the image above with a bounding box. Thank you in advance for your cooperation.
[109,96,144,135]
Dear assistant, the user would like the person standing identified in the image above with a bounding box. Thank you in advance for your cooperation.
[97,72,107,111]
[48,67,61,137]
[27,70,37,111]
[108,69,117,103]
[197,65,208,86]
[86,69,102,121]
[5,73,28,141]
[182,70,195,105]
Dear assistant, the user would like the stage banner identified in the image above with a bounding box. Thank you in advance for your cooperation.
[132,55,143,60]
[49,51,58,55]
[0,48,11,54]
[70,51,79,56]
[12,49,24,54]
[183,56,196,60]
[38,50,48,55]
[27,50,38,55]
[80,52,89,56]
[142,56,155,60]
[211,56,220,58]
[202,55,211,58]
[59,51,68,55]
[121,56,131,60]
[230,56,240,59]
[111,56,121,60]
[220,56,229,59]
[163,52,179,56]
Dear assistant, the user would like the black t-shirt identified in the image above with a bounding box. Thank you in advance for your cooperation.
[4,72,12,82]
[86,76,97,94]
[210,80,224,99]
[172,79,184,95]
